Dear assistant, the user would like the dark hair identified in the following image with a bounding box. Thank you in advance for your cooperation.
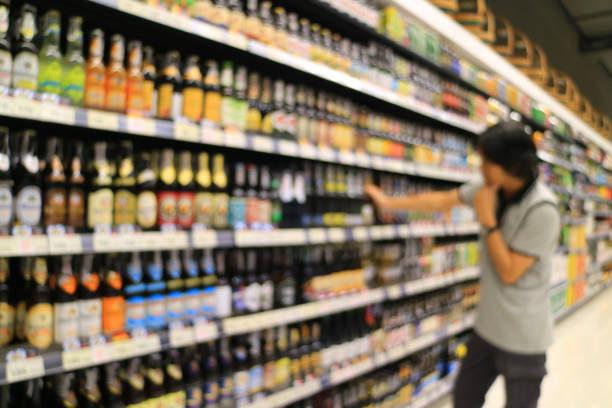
[478,121,539,181]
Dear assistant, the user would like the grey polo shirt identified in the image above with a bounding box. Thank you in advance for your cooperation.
[459,177,560,354]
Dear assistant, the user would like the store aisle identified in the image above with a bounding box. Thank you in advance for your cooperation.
[430,286,612,408]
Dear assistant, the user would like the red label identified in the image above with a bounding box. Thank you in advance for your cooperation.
[157,191,178,226]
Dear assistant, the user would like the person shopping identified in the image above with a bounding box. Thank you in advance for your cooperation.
[365,121,560,408]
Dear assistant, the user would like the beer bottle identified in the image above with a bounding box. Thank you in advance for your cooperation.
[193,0,214,23]
[228,161,246,230]
[246,71,262,133]
[300,247,315,303]
[77,253,102,338]
[101,254,125,335]
[245,163,259,229]
[274,325,291,391]
[214,249,231,319]
[200,248,217,319]
[62,16,85,106]
[310,320,323,377]
[84,28,106,109]
[12,4,38,98]
[202,341,220,408]
[183,346,203,408]
[114,140,137,227]
[259,76,273,135]
[183,248,201,321]
[275,248,296,308]
[66,140,86,231]
[87,141,113,231]
[248,331,264,401]
[145,251,166,331]
[194,152,213,227]
[288,325,302,385]
[165,348,186,407]
[14,258,32,342]
[212,0,230,28]
[48,372,78,408]
[157,148,178,227]
[176,150,195,229]
[78,366,102,408]
[142,45,157,117]
[13,129,42,232]
[244,249,260,314]
[232,335,250,406]
[0,0,10,94]
[228,0,245,33]
[165,249,184,325]
[284,83,297,139]
[257,165,272,229]
[105,34,127,111]
[135,150,157,231]
[258,248,274,311]
[38,10,63,102]
[126,40,144,114]
[218,338,235,408]
[271,79,285,138]
[25,257,53,349]
[182,55,204,122]
[0,258,12,346]
[244,0,262,40]
[0,127,12,234]
[272,7,288,50]
[51,255,79,343]
[269,168,282,228]
[123,252,146,331]
[203,60,221,126]
[145,353,165,407]
[262,328,276,394]
[220,60,234,129]
[157,50,182,120]
[211,153,229,229]
[259,1,274,44]
[230,249,246,316]
[299,18,312,60]
[305,87,317,144]
[234,65,248,130]
[296,85,308,142]
[101,361,124,407]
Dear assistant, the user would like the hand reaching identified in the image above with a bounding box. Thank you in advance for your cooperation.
[364,184,389,210]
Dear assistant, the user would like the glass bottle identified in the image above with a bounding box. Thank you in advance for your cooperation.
[247,331,264,402]
[38,10,63,102]
[228,161,246,230]
[12,4,38,98]
[257,164,272,229]
[203,60,221,126]
[165,249,184,325]
[0,0,11,95]
[246,71,261,133]
[87,141,113,231]
[157,148,178,227]
[157,50,182,120]
[25,257,53,349]
[0,258,12,346]
[113,141,136,227]
[214,249,231,319]
[259,76,273,135]
[51,255,79,343]
[0,127,11,234]
[232,335,250,406]
[244,0,262,40]
[218,338,234,408]
[13,129,42,232]
[122,358,145,407]
[182,248,201,322]
[233,65,248,130]
[200,248,217,319]
[259,1,274,44]
[194,152,212,227]
[201,341,220,408]
[182,55,204,122]
[176,150,195,229]
[77,366,102,408]
[105,34,126,112]
[258,248,274,311]
[183,346,203,408]
[142,45,157,117]
[135,150,157,231]
[245,162,259,229]
[230,249,246,316]
[77,254,102,338]
[145,353,165,407]
[101,254,125,335]
[66,140,85,231]
[84,28,106,109]
[220,60,234,129]
[244,248,260,314]
[211,153,229,229]
[123,252,146,331]
[165,349,186,407]
[62,16,85,106]
[145,251,166,331]
[126,40,144,114]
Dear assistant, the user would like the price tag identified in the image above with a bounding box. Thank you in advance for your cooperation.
[0,237,14,255]
[390,159,404,173]
[13,98,42,119]
[0,95,16,116]
[161,231,189,249]
[174,122,200,142]
[381,225,395,239]
[387,285,402,300]
[223,317,245,336]
[110,339,136,360]
[119,0,149,17]
[369,226,384,240]
[90,344,109,364]
[247,40,270,58]
[169,324,196,348]
[234,230,261,247]
[133,335,162,355]
[92,233,117,252]
[126,116,155,135]
[192,229,218,248]
[299,142,318,159]
[41,103,76,125]
[195,320,219,342]
[352,227,369,241]
[252,135,274,153]
[397,225,410,238]
[139,231,163,250]
[371,155,385,170]
[62,348,94,371]
[49,234,83,254]
[224,128,248,148]
[308,228,327,244]
[327,228,346,243]
[317,146,335,162]
[13,236,48,256]
[87,110,119,131]
[224,31,248,50]
[354,152,371,168]
[201,126,224,145]
[339,150,356,165]
[278,139,298,156]
[6,356,45,383]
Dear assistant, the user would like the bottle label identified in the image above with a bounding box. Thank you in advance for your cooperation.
[183,87,204,122]
[204,380,220,405]
[62,64,85,105]
[228,197,246,229]
[245,197,259,227]
[0,49,11,89]
[102,295,126,335]
[125,296,146,330]
[0,185,12,226]
[221,96,233,128]
[166,390,186,408]
[157,83,173,118]
[177,192,195,228]
[16,185,41,226]
[244,282,261,313]
[143,80,156,115]
[219,376,233,400]
[172,91,183,120]
[274,357,291,389]
[215,285,232,318]
[278,281,295,307]
[203,91,221,123]
[166,291,184,322]
[136,191,157,229]
[25,302,53,349]
[43,187,67,226]
[12,52,38,91]
[201,286,216,318]
[285,112,297,136]
[0,302,14,346]
[87,188,113,229]
[259,281,274,311]
[126,79,144,112]
[157,191,177,226]
[67,188,85,228]
[258,200,271,227]
[78,298,102,338]
[233,369,249,399]
[114,189,136,226]
[38,59,63,95]
[146,293,166,330]
[248,365,263,395]
[247,106,262,132]
[184,288,201,319]
[263,361,275,391]
[106,75,126,111]
[186,385,203,408]
[84,68,105,108]
[194,192,213,226]
[320,347,334,370]
[212,193,229,229]
[54,301,79,343]
[232,286,246,315]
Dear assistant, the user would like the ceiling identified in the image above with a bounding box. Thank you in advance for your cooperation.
[487,0,612,120]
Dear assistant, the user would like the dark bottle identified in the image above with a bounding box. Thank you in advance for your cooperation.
[244,249,261,314]
[228,161,246,230]
[66,140,85,231]
[113,141,136,227]
[257,165,272,229]
[271,79,285,137]
[218,338,235,408]
[145,353,165,406]
[25,257,53,349]
[87,141,113,231]
[299,323,312,380]
[183,346,203,408]
[300,245,316,303]
[101,254,125,336]
[0,0,10,94]
[202,341,220,408]
[275,248,296,308]
[214,249,232,319]
[246,71,262,133]
[0,127,11,234]
[142,45,157,117]
[157,50,182,120]
[310,321,323,378]
[211,153,229,229]
[0,258,12,346]
[200,248,217,319]
[48,372,78,408]
[77,254,102,338]
[134,150,157,231]
[157,148,177,227]
[145,251,166,331]
[203,60,221,126]
[274,325,291,391]
[288,325,302,386]
[244,163,259,229]
[12,4,38,98]
[183,248,202,321]
[230,249,246,316]
[51,255,79,343]
[248,331,264,401]
[176,150,195,229]
[295,85,309,142]
[194,152,213,227]
[165,249,184,325]
[13,129,42,232]
[166,348,187,407]
[122,358,145,407]
[123,252,146,331]
[232,335,250,406]
[284,83,297,139]
[182,55,204,122]
[43,137,66,228]
[258,248,274,311]
[14,257,32,342]
[259,76,273,135]
[101,362,124,407]
[77,366,102,408]
[262,328,276,394]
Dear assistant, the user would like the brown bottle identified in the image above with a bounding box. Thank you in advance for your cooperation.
[43,137,66,227]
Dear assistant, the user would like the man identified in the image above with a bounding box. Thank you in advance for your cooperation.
[365,121,560,408]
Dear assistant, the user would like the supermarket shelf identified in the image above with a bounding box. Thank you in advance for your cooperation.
[408,371,458,408]
[587,230,612,241]
[0,222,480,257]
[87,0,486,135]
[549,185,608,203]
[553,279,612,322]
[592,211,612,219]
[0,271,479,385]
[0,95,479,184]
[560,216,588,226]
[383,0,612,155]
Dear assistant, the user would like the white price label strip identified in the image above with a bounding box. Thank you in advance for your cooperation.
[0,237,15,256]
[192,230,218,248]
[41,103,76,125]
[299,142,318,159]
[87,110,119,131]
[174,122,200,142]
[308,228,327,244]
[126,116,155,135]
[339,150,356,165]
[327,228,346,243]
[278,140,298,156]
[133,335,162,355]
[169,326,195,348]
[13,98,42,119]
[14,236,48,256]
[224,129,248,148]
[6,356,45,383]
[195,321,219,342]
[110,339,136,360]
[352,226,369,241]
[201,127,224,145]
[252,135,274,152]
[62,348,94,371]
[48,234,83,254]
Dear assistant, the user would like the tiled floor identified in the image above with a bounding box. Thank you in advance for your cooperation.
[430,285,612,408]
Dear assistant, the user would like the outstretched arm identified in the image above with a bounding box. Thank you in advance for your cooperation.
[364,184,463,213]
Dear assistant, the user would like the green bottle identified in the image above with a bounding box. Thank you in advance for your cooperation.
[61,16,85,106]
[37,10,63,102]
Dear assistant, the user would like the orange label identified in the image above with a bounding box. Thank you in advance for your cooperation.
[60,274,78,295]
[157,83,173,118]
[127,79,144,113]
[183,87,204,122]
[25,303,53,349]
[143,80,155,113]
[102,296,126,335]
[105,271,123,291]
[82,273,100,293]
[203,91,221,123]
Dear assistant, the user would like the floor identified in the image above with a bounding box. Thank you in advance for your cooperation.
[429,285,612,408]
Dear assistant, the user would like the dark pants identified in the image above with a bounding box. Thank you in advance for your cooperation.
[453,332,547,408]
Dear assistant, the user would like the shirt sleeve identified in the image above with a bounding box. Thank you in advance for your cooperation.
[508,203,560,259]
[458,178,483,207]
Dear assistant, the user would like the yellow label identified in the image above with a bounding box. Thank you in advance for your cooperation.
[157,83,174,118]
[0,303,14,346]
[137,191,157,229]
[87,188,114,228]
[160,166,176,185]
[247,108,262,132]
[203,91,221,123]
[25,303,53,349]
[114,189,136,226]
[182,87,204,122]
[178,170,193,187]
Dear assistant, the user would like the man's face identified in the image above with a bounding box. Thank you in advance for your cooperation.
[479,156,506,186]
